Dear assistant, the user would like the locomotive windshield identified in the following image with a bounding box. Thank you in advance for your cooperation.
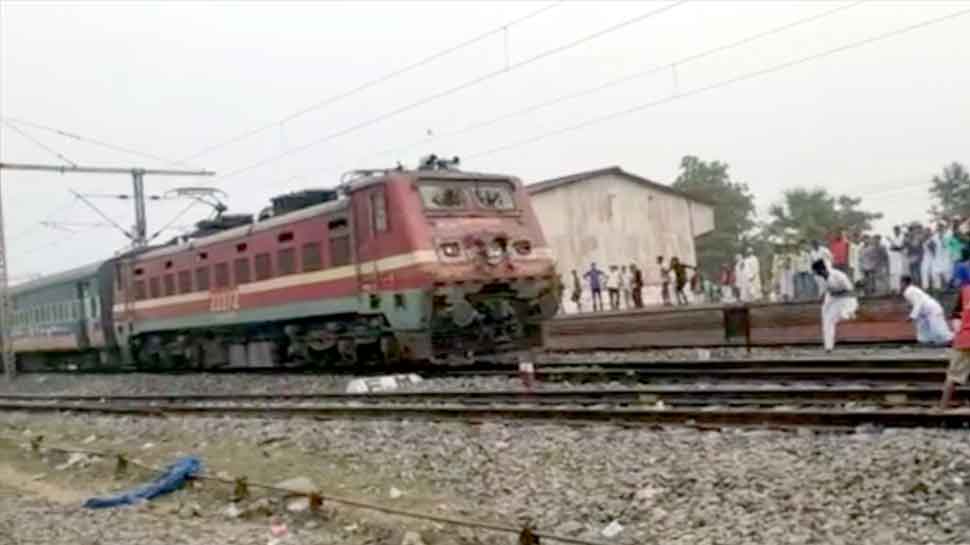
[419,184,465,210]
[472,182,515,210]
[418,180,517,211]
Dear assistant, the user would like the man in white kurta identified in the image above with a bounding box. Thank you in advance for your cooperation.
[812,259,858,352]
[887,226,905,293]
[902,277,953,345]
[744,251,762,301]
[734,254,749,302]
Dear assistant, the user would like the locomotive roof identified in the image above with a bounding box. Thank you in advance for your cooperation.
[137,196,351,261]
[10,260,106,295]
[137,169,519,262]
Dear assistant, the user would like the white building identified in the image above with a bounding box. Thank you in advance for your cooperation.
[526,166,715,311]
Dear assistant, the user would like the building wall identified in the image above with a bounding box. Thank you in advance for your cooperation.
[529,173,713,311]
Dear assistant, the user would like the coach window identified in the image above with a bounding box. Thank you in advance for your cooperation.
[370,190,388,233]
[254,253,272,281]
[277,247,296,276]
[215,262,230,288]
[302,242,322,272]
[195,267,210,291]
[149,277,161,299]
[234,257,251,284]
[177,270,192,294]
[163,274,176,296]
[134,280,147,301]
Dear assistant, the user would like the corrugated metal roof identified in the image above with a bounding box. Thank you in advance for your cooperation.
[525,165,714,206]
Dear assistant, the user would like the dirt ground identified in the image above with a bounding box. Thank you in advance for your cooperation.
[0,417,499,545]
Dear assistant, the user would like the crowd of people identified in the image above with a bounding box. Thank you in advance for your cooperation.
[566,257,709,313]
[763,220,970,302]
[560,220,970,312]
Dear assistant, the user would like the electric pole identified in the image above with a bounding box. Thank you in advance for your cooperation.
[0,162,215,381]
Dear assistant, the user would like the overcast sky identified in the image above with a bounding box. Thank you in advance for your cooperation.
[2,1,968,280]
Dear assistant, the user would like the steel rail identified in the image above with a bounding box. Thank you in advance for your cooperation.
[0,386,962,405]
[1,400,967,429]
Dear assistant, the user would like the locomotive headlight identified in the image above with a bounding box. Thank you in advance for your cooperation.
[440,242,461,258]
[513,240,532,255]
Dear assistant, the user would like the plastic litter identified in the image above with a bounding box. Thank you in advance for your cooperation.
[82,456,202,509]
[601,520,624,538]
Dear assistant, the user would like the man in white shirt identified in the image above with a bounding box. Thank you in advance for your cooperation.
[606,265,622,310]
[887,225,905,293]
[813,259,858,352]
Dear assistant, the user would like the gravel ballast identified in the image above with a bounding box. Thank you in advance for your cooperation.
[1,410,968,545]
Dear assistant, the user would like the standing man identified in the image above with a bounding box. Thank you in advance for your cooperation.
[570,269,583,313]
[606,265,622,310]
[901,275,953,346]
[669,257,693,305]
[793,241,813,301]
[873,234,891,295]
[734,253,749,302]
[812,259,858,352]
[906,224,924,288]
[933,223,953,290]
[620,265,633,309]
[630,263,644,308]
[719,263,735,303]
[830,231,850,274]
[773,245,795,302]
[945,220,965,279]
[887,225,906,293]
[657,256,671,306]
[744,250,763,302]
[848,232,864,286]
[583,263,606,312]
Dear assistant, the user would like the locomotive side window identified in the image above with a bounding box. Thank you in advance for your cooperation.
[149,277,161,299]
[302,243,322,272]
[163,274,176,296]
[254,253,272,281]
[195,267,210,291]
[328,216,351,267]
[134,280,147,301]
[418,184,464,209]
[371,190,388,232]
[277,248,296,276]
[472,182,516,210]
[177,270,192,294]
[214,262,230,288]
[234,257,251,284]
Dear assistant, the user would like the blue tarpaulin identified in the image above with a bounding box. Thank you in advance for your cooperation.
[83,456,202,509]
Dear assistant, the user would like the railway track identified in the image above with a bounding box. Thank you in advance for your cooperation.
[15,356,950,383]
[0,385,962,405]
[1,387,967,430]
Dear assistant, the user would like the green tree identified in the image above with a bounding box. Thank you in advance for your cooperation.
[672,155,757,275]
[928,162,970,219]
[763,187,882,244]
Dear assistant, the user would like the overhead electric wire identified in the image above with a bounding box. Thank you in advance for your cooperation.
[175,1,564,164]
[322,0,865,178]
[1,122,76,167]
[1,116,184,167]
[465,6,970,161]
[148,199,202,242]
[213,1,687,183]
